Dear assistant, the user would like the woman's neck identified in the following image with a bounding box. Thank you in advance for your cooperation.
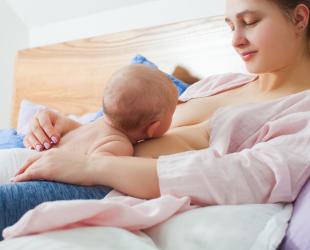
[257,54,310,94]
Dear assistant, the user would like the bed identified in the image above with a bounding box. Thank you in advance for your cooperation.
[1,15,309,250]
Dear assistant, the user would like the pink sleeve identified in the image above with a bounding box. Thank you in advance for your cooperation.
[157,112,310,205]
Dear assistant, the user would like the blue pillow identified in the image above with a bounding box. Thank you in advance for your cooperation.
[0,129,25,149]
[131,54,189,95]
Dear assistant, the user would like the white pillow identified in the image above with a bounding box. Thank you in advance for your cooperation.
[17,100,46,135]
[17,99,102,135]
[0,227,158,250]
[145,203,292,250]
[0,203,292,250]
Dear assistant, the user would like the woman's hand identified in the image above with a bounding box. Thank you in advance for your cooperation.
[12,149,160,199]
[23,109,81,151]
[12,148,94,185]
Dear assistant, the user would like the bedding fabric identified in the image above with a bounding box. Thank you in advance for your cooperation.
[0,129,24,149]
[131,54,189,95]
[280,179,310,250]
[0,203,292,250]
[3,72,310,247]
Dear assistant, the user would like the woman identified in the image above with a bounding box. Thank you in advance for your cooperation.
[1,0,310,238]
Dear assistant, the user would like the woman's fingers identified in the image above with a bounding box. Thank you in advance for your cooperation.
[25,110,61,151]
[23,137,33,150]
[12,153,45,182]
[23,132,41,151]
[15,153,41,176]
[28,117,51,149]
[13,149,56,182]
[36,111,60,144]
[13,167,42,182]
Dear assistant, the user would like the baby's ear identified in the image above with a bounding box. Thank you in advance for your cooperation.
[145,121,161,138]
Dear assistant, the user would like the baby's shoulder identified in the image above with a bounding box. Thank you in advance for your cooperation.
[94,132,134,156]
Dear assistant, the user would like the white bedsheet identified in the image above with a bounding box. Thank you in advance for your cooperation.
[0,148,36,184]
[0,202,292,250]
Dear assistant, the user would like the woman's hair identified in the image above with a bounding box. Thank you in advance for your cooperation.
[272,0,310,38]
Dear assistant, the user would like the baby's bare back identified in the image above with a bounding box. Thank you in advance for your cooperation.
[56,119,130,155]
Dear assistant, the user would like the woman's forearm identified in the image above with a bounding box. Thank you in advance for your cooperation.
[90,155,160,199]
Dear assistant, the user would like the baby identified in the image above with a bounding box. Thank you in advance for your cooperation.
[0,64,179,184]
[53,64,179,156]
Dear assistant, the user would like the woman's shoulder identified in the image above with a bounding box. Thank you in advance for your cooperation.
[179,72,256,101]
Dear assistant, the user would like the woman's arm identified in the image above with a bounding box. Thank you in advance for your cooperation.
[13,149,160,199]
[15,111,310,204]
[90,155,160,199]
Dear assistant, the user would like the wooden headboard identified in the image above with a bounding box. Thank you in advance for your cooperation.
[11,15,245,127]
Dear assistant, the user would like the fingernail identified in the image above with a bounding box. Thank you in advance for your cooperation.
[44,142,50,150]
[35,144,42,152]
[51,136,58,144]
[10,177,15,182]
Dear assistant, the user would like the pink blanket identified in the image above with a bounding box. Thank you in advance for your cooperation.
[3,192,193,239]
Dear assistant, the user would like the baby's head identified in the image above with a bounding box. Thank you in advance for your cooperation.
[103,64,178,143]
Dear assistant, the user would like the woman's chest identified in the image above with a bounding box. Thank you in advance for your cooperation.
[171,84,285,128]
[172,87,250,128]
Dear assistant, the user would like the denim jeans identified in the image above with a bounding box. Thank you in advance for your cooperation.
[0,181,111,240]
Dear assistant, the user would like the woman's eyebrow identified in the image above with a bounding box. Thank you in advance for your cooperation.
[225,10,258,23]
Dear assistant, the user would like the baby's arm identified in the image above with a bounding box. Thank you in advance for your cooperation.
[92,135,134,157]
[134,120,210,158]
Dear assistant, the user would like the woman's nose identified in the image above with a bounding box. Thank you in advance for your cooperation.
[232,28,248,48]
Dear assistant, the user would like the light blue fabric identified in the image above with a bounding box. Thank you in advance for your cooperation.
[0,129,25,149]
[131,54,190,95]
[89,108,104,122]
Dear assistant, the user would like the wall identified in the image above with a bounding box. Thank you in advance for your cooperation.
[0,1,28,129]
[0,0,225,128]
[29,0,225,47]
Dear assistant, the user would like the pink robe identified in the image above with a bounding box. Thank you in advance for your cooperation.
[3,73,310,239]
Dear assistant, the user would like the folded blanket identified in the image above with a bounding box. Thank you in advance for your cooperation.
[0,129,24,149]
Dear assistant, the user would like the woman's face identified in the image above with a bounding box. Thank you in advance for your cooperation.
[225,0,299,74]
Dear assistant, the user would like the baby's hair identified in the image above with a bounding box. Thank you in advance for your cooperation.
[102,64,178,132]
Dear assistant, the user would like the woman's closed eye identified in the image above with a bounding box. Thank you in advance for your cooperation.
[244,19,259,27]
[225,19,259,32]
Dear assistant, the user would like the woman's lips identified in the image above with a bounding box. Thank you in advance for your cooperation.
[240,51,257,61]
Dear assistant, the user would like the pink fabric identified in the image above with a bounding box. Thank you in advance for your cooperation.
[3,73,310,239]
[3,192,193,239]
[159,73,310,205]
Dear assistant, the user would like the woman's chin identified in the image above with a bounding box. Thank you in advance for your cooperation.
[245,64,265,74]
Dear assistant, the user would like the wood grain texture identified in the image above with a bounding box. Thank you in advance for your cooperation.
[11,15,243,127]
